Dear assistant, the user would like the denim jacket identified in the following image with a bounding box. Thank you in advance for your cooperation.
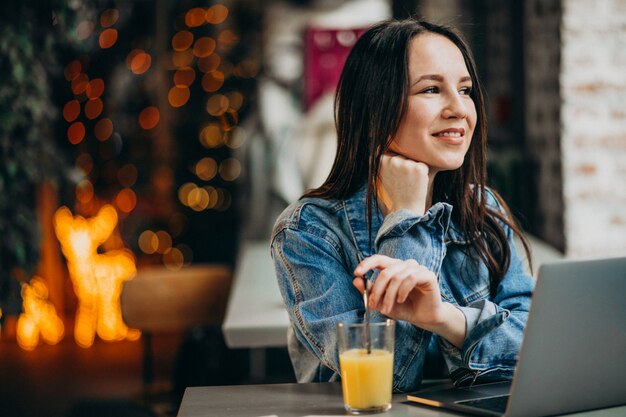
[270,185,534,392]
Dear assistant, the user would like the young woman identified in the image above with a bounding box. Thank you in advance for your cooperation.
[271,19,534,392]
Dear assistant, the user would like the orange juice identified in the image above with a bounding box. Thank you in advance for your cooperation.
[339,348,393,410]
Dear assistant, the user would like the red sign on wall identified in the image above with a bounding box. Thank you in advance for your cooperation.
[303,26,367,110]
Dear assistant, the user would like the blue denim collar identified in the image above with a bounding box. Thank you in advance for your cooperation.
[342,184,382,259]
[342,184,470,258]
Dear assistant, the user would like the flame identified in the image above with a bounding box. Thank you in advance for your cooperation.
[53,205,140,348]
[16,277,65,350]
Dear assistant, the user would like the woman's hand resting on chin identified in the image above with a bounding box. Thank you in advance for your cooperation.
[377,152,432,216]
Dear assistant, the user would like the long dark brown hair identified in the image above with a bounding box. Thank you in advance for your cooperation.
[304,19,531,293]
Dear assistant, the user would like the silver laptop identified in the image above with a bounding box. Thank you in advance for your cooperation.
[407,256,626,417]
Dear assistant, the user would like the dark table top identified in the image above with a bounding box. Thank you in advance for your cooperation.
[176,382,626,417]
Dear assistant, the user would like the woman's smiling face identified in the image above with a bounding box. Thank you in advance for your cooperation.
[390,33,477,174]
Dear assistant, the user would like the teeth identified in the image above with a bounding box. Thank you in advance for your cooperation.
[437,132,461,137]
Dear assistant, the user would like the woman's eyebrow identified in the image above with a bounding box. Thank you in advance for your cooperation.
[412,74,472,86]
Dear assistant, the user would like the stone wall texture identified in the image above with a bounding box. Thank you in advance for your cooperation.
[561,0,626,257]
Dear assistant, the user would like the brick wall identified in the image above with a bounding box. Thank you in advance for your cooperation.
[561,0,626,257]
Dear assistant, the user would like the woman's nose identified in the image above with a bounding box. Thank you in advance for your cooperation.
[442,93,467,119]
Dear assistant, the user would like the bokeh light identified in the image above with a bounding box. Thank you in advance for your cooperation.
[139,107,160,130]
[188,187,209,211]
[76,153,94,176]
[172,49,194,68]
[53,206,139,347]
[172,30,194,51]
[75,179,94,204]
[219,158,241,181]
[115,188,137,213]
[168,86,190,108]
[63,100,81,122]
[94,118,113,142]
[68,122,86,145]
[71,73,89,95]
[174,67,196,87]
[225,126,247,149]
[94,118,113,141]
[76,20,95,40]
[193,37,216,58]
[138,230,159,254]
[185,8,207,27]
[17,277,65,350]
[86,78,105,99]
[163,247,184,271]
[178,182,196,206]
[217,189,232,211]
[234,58,260,78]
[64,60,82,81]
[155,230,172,254]
[195,157,218,181]
[84,98,103,120]
[218,30,239,49]
[206,4,229,24]
[117,164,138,188]
[198,54,221,73]
[199,123,223,148]
[100,9,119,28]
[201,70,224,92]
[206,94,229,116]
[99,28,118,49]
[226,91,244,111]
[204,186,219,209]
[127,49,152,74]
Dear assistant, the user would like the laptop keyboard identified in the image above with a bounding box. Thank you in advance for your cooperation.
[457,395,510,413]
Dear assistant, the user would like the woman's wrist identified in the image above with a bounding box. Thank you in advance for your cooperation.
[423,302,466,348]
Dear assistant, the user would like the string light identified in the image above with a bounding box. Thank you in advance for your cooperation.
[16,277,65,350]
[53,205,140,348]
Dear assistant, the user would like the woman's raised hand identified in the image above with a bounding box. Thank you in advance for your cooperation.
[353,254,466,347]
[378,153,431,216]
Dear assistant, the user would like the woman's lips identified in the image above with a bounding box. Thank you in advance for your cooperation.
[432,129,465,145]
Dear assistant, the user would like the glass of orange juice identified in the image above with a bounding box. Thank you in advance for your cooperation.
[337,319,395,414]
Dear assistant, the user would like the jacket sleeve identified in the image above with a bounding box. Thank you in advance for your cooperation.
[440,221,534,386]
[271,223,431,392]
[374,199,534,386]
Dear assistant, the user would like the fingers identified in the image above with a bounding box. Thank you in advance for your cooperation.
[353,255,437,315]
[370,261,407,313]
[353,254,396,277]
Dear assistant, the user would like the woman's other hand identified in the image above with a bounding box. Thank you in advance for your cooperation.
[378,153,431,216]
[353,254,466,347]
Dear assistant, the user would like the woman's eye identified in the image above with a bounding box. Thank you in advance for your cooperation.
[420,87,438,94]
[459,87,473,95]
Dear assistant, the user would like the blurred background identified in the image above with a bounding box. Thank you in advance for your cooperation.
[1,1,625,416]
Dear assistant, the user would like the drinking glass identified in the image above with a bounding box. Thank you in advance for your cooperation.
[337,319,395,414]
